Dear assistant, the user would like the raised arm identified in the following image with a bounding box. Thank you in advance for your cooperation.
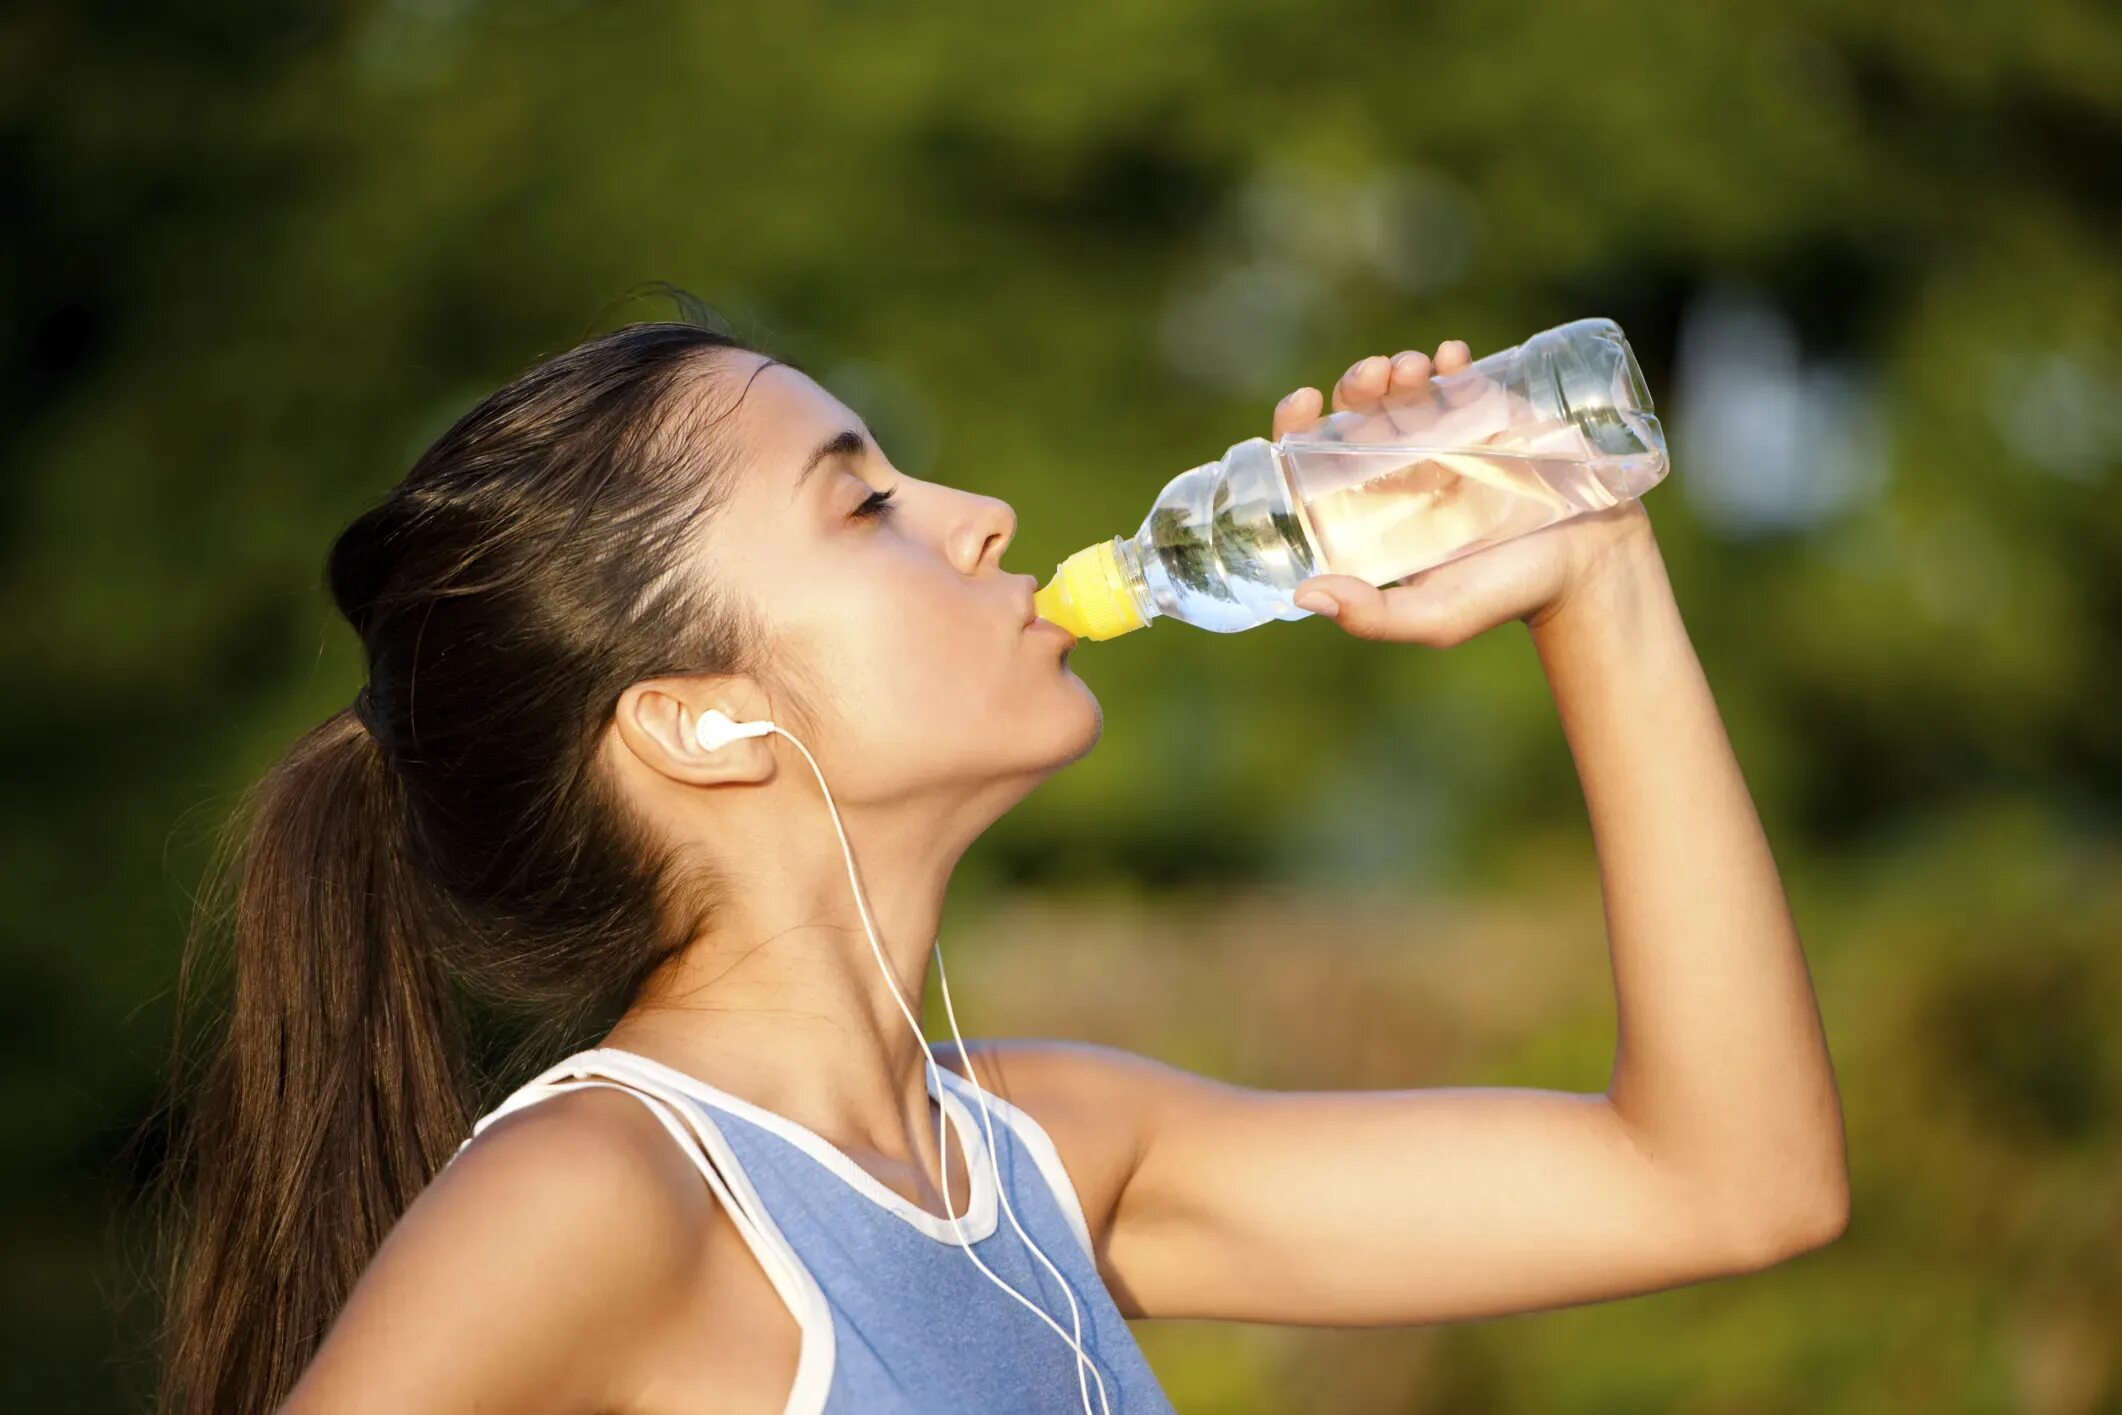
[968,342,1847,1328]
[1522,501,1849,1261]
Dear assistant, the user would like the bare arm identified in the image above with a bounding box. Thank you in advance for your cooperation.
[1028,508,1847,1326]
[968,335,1846,1326]
[1527,512,1847,1253]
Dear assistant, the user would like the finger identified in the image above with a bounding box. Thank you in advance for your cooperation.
[1365,349,1438,441]
[1292,569,1485,649]
[1389,349,1433,391]
[1331,354,1394,413]
[1432,338,1489,411]
[1272,385,1323,439]
[1292,572,1447,645]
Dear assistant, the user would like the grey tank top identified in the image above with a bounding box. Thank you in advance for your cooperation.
[453,1045,1179,1415]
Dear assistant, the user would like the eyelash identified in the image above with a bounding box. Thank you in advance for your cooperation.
[851,486,898,521]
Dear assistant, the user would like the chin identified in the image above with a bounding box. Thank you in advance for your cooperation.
[1054,687,1103,764]
[1007,687,1102,776]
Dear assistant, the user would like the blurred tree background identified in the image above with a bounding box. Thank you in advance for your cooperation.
[5,0,2119,1408]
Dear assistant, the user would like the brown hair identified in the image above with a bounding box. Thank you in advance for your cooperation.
[138,303,816,1413]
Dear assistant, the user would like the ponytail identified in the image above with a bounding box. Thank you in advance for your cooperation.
[138,313,772,1412]
[150,707,469,1415]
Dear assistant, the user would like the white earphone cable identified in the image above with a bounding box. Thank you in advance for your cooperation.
[697,709,1111,1415]
[931,935,1112,1415]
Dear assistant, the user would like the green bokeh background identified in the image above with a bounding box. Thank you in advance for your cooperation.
[6,0,2119,1408]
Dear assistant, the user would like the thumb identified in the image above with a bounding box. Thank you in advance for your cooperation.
[1292,574,1385,630]
[1293,566,1492,648]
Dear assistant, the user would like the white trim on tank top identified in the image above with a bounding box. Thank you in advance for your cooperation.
[463,1045,1100,1272]
[457,1065,839,1415]
[457,1045,1108,1415]
[928,1067,1100,1266]
[580,1045,1002,1244]
[584,1044,1102,1264]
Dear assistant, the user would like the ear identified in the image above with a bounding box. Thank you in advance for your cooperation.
[610,676,776,787]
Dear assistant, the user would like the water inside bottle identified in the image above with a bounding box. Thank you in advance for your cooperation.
[1290,443,1640,587]
[1279,351,1664,590]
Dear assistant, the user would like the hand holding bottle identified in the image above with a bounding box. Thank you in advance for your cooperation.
[1032,317,1669,643]
[1279,342,1660,647]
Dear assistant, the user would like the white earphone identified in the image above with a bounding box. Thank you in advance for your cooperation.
[693,706,1112,1415]
[693,707,777,751]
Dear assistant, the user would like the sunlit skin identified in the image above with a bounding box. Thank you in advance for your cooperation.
[280,340,1847,1415]
[593,352,1103,1160]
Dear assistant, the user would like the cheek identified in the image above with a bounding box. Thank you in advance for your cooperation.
[836,595,998,725]
[811,595,1097,782]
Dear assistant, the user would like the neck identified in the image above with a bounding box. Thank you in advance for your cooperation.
[599,793,989,1160]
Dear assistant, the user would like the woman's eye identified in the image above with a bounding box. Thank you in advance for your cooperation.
[850,486,898,521]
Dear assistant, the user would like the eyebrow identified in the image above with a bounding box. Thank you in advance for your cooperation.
[790,428,871,503]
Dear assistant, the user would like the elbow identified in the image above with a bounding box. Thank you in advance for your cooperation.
[1720,1175,1850,1272]
[1778,1179,1851,1258]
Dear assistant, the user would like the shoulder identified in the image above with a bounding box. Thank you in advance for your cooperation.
[283,1085,722,1413]
[434,1082,719,1252]
[928,1038,1237,1245]
[415,1083,721,1287]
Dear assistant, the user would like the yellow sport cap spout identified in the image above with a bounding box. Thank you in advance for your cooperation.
[1032,539,1148,642]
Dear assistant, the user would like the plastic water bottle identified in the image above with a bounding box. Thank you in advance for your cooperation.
[1032,317,1669,642]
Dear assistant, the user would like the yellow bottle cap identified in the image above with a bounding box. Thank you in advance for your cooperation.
[1033,539,1148,642]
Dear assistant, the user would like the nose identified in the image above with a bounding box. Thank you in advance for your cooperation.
[959,491,1017,574]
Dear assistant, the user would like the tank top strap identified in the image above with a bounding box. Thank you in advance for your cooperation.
[927,1063,1099,1266]
[452,1051,841,1414]
[455,1047,1176,1412]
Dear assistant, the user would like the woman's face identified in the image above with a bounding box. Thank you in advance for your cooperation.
[699,353,1100,805]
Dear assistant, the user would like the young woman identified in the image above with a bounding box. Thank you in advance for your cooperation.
[151,315,1847,1415]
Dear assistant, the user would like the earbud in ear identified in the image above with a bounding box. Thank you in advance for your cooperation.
[695,708,776,752]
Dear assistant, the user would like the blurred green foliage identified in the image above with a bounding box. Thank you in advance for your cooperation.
[3,0,2117,1408]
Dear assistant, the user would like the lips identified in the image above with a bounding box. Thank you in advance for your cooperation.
[1012,574,1074,646]
[1031,617,1076,642]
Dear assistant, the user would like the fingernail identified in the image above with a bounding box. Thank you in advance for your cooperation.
[1295,591,1339,618]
